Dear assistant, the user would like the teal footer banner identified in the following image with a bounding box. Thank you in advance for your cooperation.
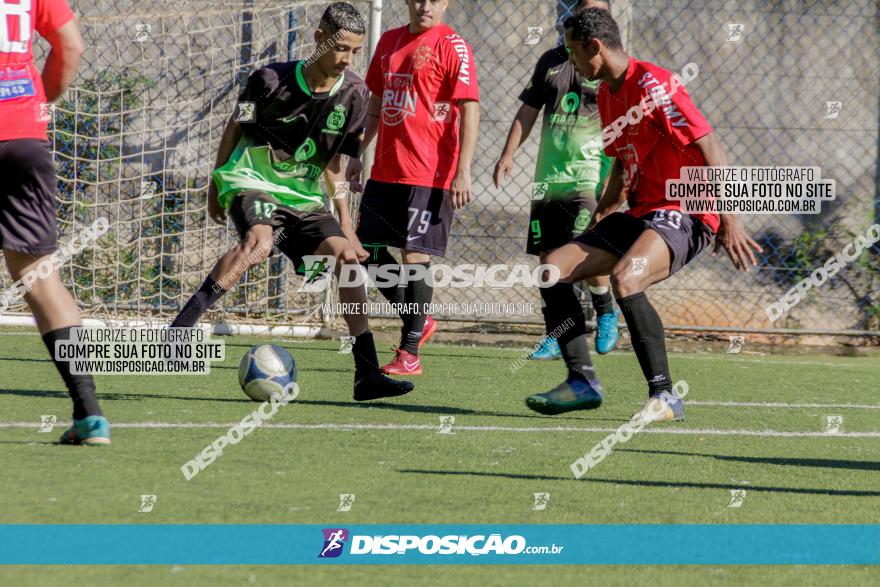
[1,525,877,565]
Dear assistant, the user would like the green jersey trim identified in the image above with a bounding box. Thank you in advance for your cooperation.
[295,61,345,98]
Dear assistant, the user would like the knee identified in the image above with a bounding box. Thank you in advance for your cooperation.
[542,252,572,284]
[238,236,272,266]
[402,249,430,265]
[337,247,360,267]
[333,247,364,283]
[611,261,645,298]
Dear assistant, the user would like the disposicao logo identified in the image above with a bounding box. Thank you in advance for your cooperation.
[318,528,349,558]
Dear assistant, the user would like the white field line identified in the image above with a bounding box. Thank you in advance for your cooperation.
[1,421,879,438]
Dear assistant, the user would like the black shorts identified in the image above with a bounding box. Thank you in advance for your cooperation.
[356,179,453,257]
[228,190,345,275]
[575,210,714,276]
[0,139,58,256]
[526,191,596,255]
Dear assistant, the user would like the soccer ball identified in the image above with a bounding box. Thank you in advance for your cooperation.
[238,344,297,402]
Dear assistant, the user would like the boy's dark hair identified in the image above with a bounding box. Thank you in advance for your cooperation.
[564,7,622,50]
[319,2,367,36]
[577,0,611,12]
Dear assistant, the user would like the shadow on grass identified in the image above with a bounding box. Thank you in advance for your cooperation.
[0,388,247,403]
[0,440,59,445]
[0,389,612,420]
[295,398,621,421]
[397,469,880,497]
[617,448,880,472]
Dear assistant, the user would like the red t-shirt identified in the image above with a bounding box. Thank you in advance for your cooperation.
[365,23,479,189]
[598,57,719,233]
[0,0,74,141]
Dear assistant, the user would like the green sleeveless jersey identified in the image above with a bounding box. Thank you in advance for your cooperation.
[214,61,368,210]
[519,46,613,199]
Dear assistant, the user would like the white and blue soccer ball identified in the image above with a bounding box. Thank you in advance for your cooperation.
[238,344,297,402]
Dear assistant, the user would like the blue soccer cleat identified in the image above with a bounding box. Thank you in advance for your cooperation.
[638,390,685,423]
[59,415,111,446]
[595,308,620,354]
[526,377,604,415]
[529,337,562,360]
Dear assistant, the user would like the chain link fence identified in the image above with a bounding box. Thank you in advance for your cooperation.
[425,0,879,334]
[0,0,876,337]
[1,0,374,330]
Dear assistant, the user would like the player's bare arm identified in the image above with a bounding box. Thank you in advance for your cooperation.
[207,118,242,225]
[326,154,369,262]
[344,155,364,193]
[590,158,626,227]
[41,19,84,102]
[693,133,763,272]
[451,98,479,209]
[345,94,381,193]
[362,93,381,149]
[493,103,540,189]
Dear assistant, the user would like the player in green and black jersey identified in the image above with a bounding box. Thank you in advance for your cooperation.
[171,2,413,401]
[494,0,619,362]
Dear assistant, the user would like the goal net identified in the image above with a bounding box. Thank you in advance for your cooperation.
[0,0,372,329]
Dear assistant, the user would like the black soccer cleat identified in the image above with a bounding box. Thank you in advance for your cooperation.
[526,377,604,415]
[353,371,414,401]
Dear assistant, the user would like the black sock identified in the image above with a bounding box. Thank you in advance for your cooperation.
[540,305,552,336]
[617,292,672,395]
[42,327,103,420]
[590,287,614,316]
[363,246,404,305]
[541,283,596,382]
[171,276,226,328]
[352,331,380,375]
[400,262,432,355]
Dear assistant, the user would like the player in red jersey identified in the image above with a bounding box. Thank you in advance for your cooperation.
[494,0,620,362]
[525,8,761,420]
[0,0,110,443]
[355,0,479,376]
